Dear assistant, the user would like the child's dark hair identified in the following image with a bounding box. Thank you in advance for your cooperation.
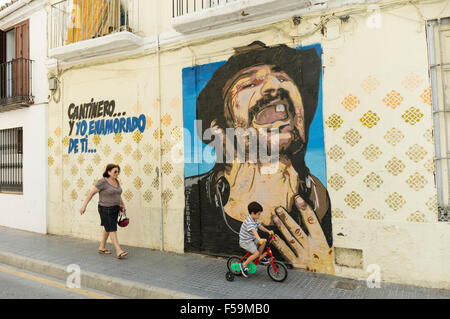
[248,202,263,214]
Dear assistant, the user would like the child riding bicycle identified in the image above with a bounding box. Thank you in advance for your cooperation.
[239,202,274,277]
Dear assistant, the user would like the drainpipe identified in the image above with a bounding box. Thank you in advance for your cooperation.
[154,0,164,251]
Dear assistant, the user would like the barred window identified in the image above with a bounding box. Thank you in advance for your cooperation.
[427,18,450,221]
[0,127,23,193]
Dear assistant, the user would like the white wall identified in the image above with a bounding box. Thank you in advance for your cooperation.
[0,3,48,234]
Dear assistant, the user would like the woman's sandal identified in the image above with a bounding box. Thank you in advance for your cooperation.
[117,251,128,259]
[98,249,112,255]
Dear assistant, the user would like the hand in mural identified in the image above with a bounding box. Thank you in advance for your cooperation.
[272,195,334,274]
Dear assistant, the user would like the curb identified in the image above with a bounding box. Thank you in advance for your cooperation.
[0,251,204,299]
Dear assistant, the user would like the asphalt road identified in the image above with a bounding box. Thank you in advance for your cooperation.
[0,263,120,299]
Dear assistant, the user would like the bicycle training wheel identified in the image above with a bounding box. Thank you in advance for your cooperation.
[267,261,288,282]
[227,256,242,275]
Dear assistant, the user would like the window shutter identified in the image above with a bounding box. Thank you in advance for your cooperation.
[0,30,5,100]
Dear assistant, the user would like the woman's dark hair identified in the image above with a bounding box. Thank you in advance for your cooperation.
[248,201,263,214]
[103,164,120,178]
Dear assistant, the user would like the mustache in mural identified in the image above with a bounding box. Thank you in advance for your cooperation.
[248,89,295,127]
[248,89,305,154]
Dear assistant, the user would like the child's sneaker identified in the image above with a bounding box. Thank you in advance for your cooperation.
[239,263,249,277]
[259,256,270,265]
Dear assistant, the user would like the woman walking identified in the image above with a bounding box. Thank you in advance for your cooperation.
[80,164,128,259]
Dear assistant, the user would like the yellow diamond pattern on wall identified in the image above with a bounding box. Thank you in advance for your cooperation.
[77,154,85,166]
[71,165,78,176]
[62,137,70,147]
[424,159,435,173]
[406,172,427,191]
[54,127,62,137]
[344,191,363,209]
[162,162,173,175]
[144,143,153,154]
[364,208,384,220]
[133,130,143,144]
[341,94,360,111]
[77,178,84,189]
[382,90,404,109]
[328,173,346,191]
[171,175,183,189]
[123,144,132,156]
[133,177,143,190]
[325,113,343,131]
[420,86,432,106]
[406,144,427,163]
[406,211,426,222]
[423,129,433,143]
[114,133,123,144]
[360,110,380,129]
[132,149,143,161]
[153,129,163,140]
[114,153,123,164]
[92,135,101,146]
[401,107,423,126]
[85,165,93,176]
[332,208,346,219]
[162,189,174,205]
[123,190,133,201]
[48,156,54,167]
[161,140,173,156]
[71,190,78,201]
[171,126,183,141]
[385,192,406,211]
[48,137,54,148]
[343,128,362,147]
[363,172,383,190]
[143,190,153,203]
[426,195,438,212]
[93,154,101,165]
[162,113,173,127]
[123,164,133,177]
[362,144,382,162]
[402,73,423,91]
[344,159,362,176]
[360,75,380,94]
[143,163,153,175]
[152,177,160,190]
[103,145,111,156]
[63,179,70,190]
[327,145,345,162]
[385,157,405,176]
[384,127,405,146]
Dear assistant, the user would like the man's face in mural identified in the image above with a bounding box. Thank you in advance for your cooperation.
[223,64,305,151]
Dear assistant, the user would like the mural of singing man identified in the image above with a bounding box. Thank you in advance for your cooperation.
[184,41,334,274]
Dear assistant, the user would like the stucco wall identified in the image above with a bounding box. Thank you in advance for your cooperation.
[0,5,48,234]
[47,0,450,288]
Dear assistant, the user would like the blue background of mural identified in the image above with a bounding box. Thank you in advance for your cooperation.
[182,44,326,185]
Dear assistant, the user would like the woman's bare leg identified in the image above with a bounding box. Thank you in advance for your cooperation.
[109,231,126,256]
[99,229,109,251]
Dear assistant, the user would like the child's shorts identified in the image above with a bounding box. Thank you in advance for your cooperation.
[239,238,259,253]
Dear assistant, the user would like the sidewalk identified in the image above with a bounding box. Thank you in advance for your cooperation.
[0,226,448,299]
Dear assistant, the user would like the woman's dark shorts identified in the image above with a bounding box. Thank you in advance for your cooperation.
[98,205,120,232]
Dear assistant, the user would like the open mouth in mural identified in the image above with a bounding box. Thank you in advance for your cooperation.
[251,99,294,134]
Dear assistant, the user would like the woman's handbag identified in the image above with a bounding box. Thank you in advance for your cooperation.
[118,205,129,227]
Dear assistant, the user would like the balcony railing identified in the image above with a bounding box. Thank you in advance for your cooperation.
[50,0,139,50]
[0,58,34,111]
[172,0,240,17]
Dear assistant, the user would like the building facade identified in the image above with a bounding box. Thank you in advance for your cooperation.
[46,0,449,289]
[0,0,48,233]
